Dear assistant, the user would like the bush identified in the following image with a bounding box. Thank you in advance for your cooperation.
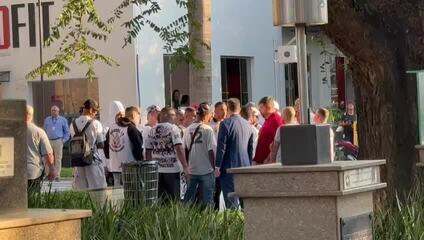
[29,191,244,240]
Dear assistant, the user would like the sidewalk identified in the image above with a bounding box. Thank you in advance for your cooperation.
[41,179,73,192]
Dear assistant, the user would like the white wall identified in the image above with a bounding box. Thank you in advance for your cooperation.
[211,0,285,106]
[135,0,187,110]
[282,28,338,109]
[0,0,139,120]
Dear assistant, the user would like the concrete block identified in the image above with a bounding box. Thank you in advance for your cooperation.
[0,100,27,211]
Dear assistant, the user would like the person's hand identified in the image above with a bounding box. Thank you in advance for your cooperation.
[252,161,257,166]
[47,168,57,181]
[214,167,221,178]
[183,166,191,180]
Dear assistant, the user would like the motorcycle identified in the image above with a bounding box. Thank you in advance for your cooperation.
[335,140,359,161]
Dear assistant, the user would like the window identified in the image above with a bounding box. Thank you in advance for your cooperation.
[221,57,252,105]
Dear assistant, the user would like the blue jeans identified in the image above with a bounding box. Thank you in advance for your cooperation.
[184,172,215,206]
[219,169,240,210]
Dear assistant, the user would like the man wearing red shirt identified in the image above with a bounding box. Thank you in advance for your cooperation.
[253,97,284,165]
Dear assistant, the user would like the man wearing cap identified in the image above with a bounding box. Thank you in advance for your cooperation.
[70,99,107,190]
[183,103,216,206]
[43,105,70,181]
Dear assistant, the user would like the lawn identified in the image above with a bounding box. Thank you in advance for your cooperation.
[61,167,73,178]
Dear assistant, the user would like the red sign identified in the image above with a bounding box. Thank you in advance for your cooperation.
[0,2,54,50]
[0,6,10,50]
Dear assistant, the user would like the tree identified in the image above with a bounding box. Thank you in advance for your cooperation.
[324,0,423,193]
[26,0,203,80]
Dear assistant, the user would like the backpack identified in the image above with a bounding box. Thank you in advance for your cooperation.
[70,119,94,167]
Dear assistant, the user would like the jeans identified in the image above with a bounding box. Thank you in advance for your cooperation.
[220,169,240,210]
[184,172,215,206]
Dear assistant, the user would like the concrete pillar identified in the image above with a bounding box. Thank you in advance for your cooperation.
[189,0,212,104]
[229,160,386,240]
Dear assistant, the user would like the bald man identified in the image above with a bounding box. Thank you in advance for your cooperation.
[27,106,54,192]
[44,105,70,181]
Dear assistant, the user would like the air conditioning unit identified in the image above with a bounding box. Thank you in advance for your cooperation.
[277,45,298,64]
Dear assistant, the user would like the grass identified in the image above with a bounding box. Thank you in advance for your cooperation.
[60,167,73,178]
[31,177,424,240]
[373,177,424,240]
[28,190,244,240]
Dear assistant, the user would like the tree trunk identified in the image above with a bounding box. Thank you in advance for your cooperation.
[189,0,212,105]
[324,0,422,194]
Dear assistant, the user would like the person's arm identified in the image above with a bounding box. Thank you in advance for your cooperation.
[94,121,105,149]
[175,144,190,175]
[128,125,144,161]
[39,130,55,179]
[104,129,110,159]
[43,117,49,132]
[248,131,254,165]
[45,152,54,166]
[215,123,228,169]
[62,118,71,142]
[206,129,216,168]
[172,126,190,175]
[268,141,279,164]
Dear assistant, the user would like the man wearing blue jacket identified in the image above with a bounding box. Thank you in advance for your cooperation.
[215,98,254,210]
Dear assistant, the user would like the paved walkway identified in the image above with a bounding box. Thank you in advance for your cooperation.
[42,179,73,192]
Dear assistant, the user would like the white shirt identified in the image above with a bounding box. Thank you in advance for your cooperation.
[144,123,183,173]
[70,115,105,163]
[108,123,136,172]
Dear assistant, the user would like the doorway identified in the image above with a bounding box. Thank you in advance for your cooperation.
[163,54,190,107]
[220,57,252,105]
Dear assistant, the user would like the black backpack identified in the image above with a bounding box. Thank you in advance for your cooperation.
[70,119,94,167]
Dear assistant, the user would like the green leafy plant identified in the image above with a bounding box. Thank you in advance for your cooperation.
[29,190,244,240]
[328,108,343,124]
[373,176,424,240]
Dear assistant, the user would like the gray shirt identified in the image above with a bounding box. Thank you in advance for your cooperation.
[184,123,216,175]
[26,123,53,180]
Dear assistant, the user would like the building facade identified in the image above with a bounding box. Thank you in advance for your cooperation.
[0,0,353,124]
[0,0,140,124]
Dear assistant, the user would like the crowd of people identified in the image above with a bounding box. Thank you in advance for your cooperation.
[25,95,358,210]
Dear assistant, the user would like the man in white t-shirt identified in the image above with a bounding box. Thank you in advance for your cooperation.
[183,103,216,206]
[70,99,107,190]
[145,107,190,201]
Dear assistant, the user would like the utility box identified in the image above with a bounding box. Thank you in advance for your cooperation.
[273,0,328,26]
[280,124,331,165]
